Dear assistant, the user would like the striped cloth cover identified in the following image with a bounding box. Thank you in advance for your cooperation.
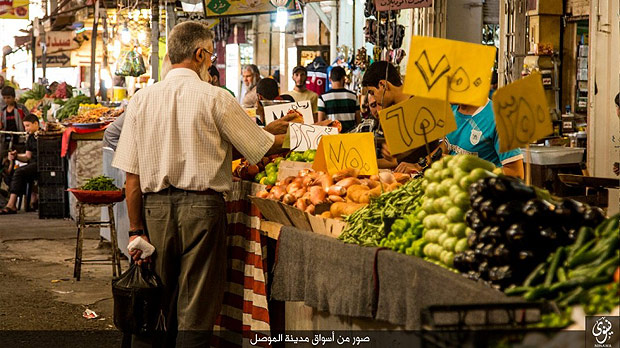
[212,180,271,347]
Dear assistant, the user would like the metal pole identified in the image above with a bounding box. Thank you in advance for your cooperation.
[268,19,273,76]
[329,1,338,63]
[151,0,159,82]
[100,13,108,101]
[90,0,99,103]
[31,23,36,84]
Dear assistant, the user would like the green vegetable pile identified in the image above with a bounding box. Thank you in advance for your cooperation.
[254,157,283,185]
[379,207,427,257]
[18,83,47,104]
[420,155,498,268]
[286,149,316,162]
[56,95,91,121]
[506,214,619,322]
[81,176,120,191]
[339,179,424,246]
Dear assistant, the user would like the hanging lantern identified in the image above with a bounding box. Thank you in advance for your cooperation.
[271,0,289,30]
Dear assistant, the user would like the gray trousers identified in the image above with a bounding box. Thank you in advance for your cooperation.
[133,190,227,348]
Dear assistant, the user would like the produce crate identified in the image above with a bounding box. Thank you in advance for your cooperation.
[39,184,67,204]
[39,201,68,219]
[38,136,65,171]
[38,170,66,186]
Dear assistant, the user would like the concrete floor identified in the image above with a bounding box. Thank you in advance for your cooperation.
[0,211,129,341]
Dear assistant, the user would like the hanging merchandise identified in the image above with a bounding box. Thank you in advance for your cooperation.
[214,17,231,43]
[305,56,329,96]
[115,48,147,77]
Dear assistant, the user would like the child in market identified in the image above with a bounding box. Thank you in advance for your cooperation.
[1,114,39,214]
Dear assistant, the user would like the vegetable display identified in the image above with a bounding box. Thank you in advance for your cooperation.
[454,175,607,290]
[339,178,423,246]
[56,95,91,121]
[233,155,282,184]
[418,155,499,268]
[18,83,47,104]
[286,149,316,163]
[81,176,120,191]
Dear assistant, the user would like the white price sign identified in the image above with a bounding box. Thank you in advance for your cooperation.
[289,123,339,151]
[264,101,314,125]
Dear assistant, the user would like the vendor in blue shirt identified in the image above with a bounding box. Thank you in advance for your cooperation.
[444,99,524,179]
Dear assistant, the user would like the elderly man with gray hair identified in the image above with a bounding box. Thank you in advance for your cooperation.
[113,21,288,347]
[241,64,261,108]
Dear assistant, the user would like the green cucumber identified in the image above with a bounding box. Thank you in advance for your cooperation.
[524,285,551,301]
[545,247,565,286]
[524,263,546,287]
[504,286,531,296]
[558,287,585,307]
[556,267,567,282]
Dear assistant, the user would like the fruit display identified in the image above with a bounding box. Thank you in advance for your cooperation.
[257,169,410,217]
[454,175,607,290]
[379,206,427,257]
[418,155,500,268]
[50,82,73,99]
[18,83,47,104]
[286,149,316,162]
[233,155,283,184]
[339,176,421,246]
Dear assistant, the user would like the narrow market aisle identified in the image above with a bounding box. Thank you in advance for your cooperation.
[0,212,128,338]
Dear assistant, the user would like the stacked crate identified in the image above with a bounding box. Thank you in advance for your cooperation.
[38,135,68,218]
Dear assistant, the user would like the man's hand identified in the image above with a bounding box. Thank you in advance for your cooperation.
[264,113,299,135]
[394,162,422,174]
[128,235,151,265]
[7,150,16,161]
[381,143,395,162]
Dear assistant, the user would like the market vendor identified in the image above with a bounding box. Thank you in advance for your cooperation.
[443,101,524,179]
[1,86,30,158]
[112,21,290,347]
[1,114,39,215]
[361,61,439,172]
[286,66,319,119]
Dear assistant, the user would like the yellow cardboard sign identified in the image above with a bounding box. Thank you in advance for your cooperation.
[492,72,552,152]
[313,133,378,175]
[403,36,496,107]
[379,97,456,156]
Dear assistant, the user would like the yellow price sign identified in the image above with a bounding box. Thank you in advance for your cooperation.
[313,133,379,176]
[492,72,552,153]
[379,97,456,156]
[403,36,496,107]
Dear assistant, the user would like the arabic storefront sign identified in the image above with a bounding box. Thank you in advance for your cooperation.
[36,31,80,55]
[374,0,432,11]
[204,0,295,17]
[0,0,28,19]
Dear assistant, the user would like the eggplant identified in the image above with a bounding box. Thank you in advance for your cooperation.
[560,199,586,216]
[453,253,469,273]
[463,250,478,269]
[468,182,484,197]
[467,232,479,248]
[467,270,481,281]
[479,200,499,223]
[517,250,536,264]
[522,199,554,227]
[503,177,536,201]
[505,223,527,244]
[474,242,486,258]
[488,226,503,241]
[465,209,479,226]
[478,226,493,243]
[471,195,485,211]
[478,261,490,280]
[539,227,558,242]
[490,265,513,288]
[496,201,525,225]
[583,207,606,227]
[481,244,495,259]
[493,243,511,264]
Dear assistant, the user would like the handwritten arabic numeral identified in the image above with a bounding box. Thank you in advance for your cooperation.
[300,124,316,149]
[516,97,536,144]
[385,107,413,146]
[328,142,346,170]
[413,107,438,135]
[292,125,303,149]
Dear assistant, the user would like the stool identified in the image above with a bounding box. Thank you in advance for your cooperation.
[73,202,122,281]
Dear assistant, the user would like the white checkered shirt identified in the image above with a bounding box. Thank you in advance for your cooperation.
[112,68,275,193]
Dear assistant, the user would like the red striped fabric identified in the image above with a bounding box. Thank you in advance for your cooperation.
[212,181,271,348]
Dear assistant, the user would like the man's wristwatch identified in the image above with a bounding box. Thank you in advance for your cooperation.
[128,229,145,237]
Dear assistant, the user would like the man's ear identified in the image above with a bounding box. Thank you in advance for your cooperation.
[195,49,204,63]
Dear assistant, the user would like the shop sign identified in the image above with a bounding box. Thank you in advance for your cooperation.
[263,101,314,125]
[375,0,432,11]
[492,72,552,152]
[0,0,28,19]
[286,123,339,151]
[36,52,73,67]
[403,36,496,107]
[313,133,379,176]
[36,31,80,55]
[379,96,456,156]
[203,0,295,18]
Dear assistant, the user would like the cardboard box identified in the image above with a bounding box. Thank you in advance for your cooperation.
[277,160,313,182]
[250,197,293,227]
[307,213,348,239]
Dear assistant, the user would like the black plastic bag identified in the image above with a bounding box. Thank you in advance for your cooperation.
[112,263,164,335]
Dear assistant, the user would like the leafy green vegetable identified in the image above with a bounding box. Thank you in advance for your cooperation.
[81,175,119,191]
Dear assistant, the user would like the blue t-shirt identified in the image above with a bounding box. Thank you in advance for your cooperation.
[445,100,523,167]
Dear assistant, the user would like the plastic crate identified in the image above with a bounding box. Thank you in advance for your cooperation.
[38,170,66,186]
[37,136,62,154]
[38,152,66,172]
[39,201,68,219]
[39,184,67,203]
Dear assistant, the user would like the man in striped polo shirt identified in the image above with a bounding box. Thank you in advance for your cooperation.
[317,66,360,133]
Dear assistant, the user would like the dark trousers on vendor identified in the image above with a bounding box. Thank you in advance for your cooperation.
[9,162,37,196]
[132,189,228,348]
